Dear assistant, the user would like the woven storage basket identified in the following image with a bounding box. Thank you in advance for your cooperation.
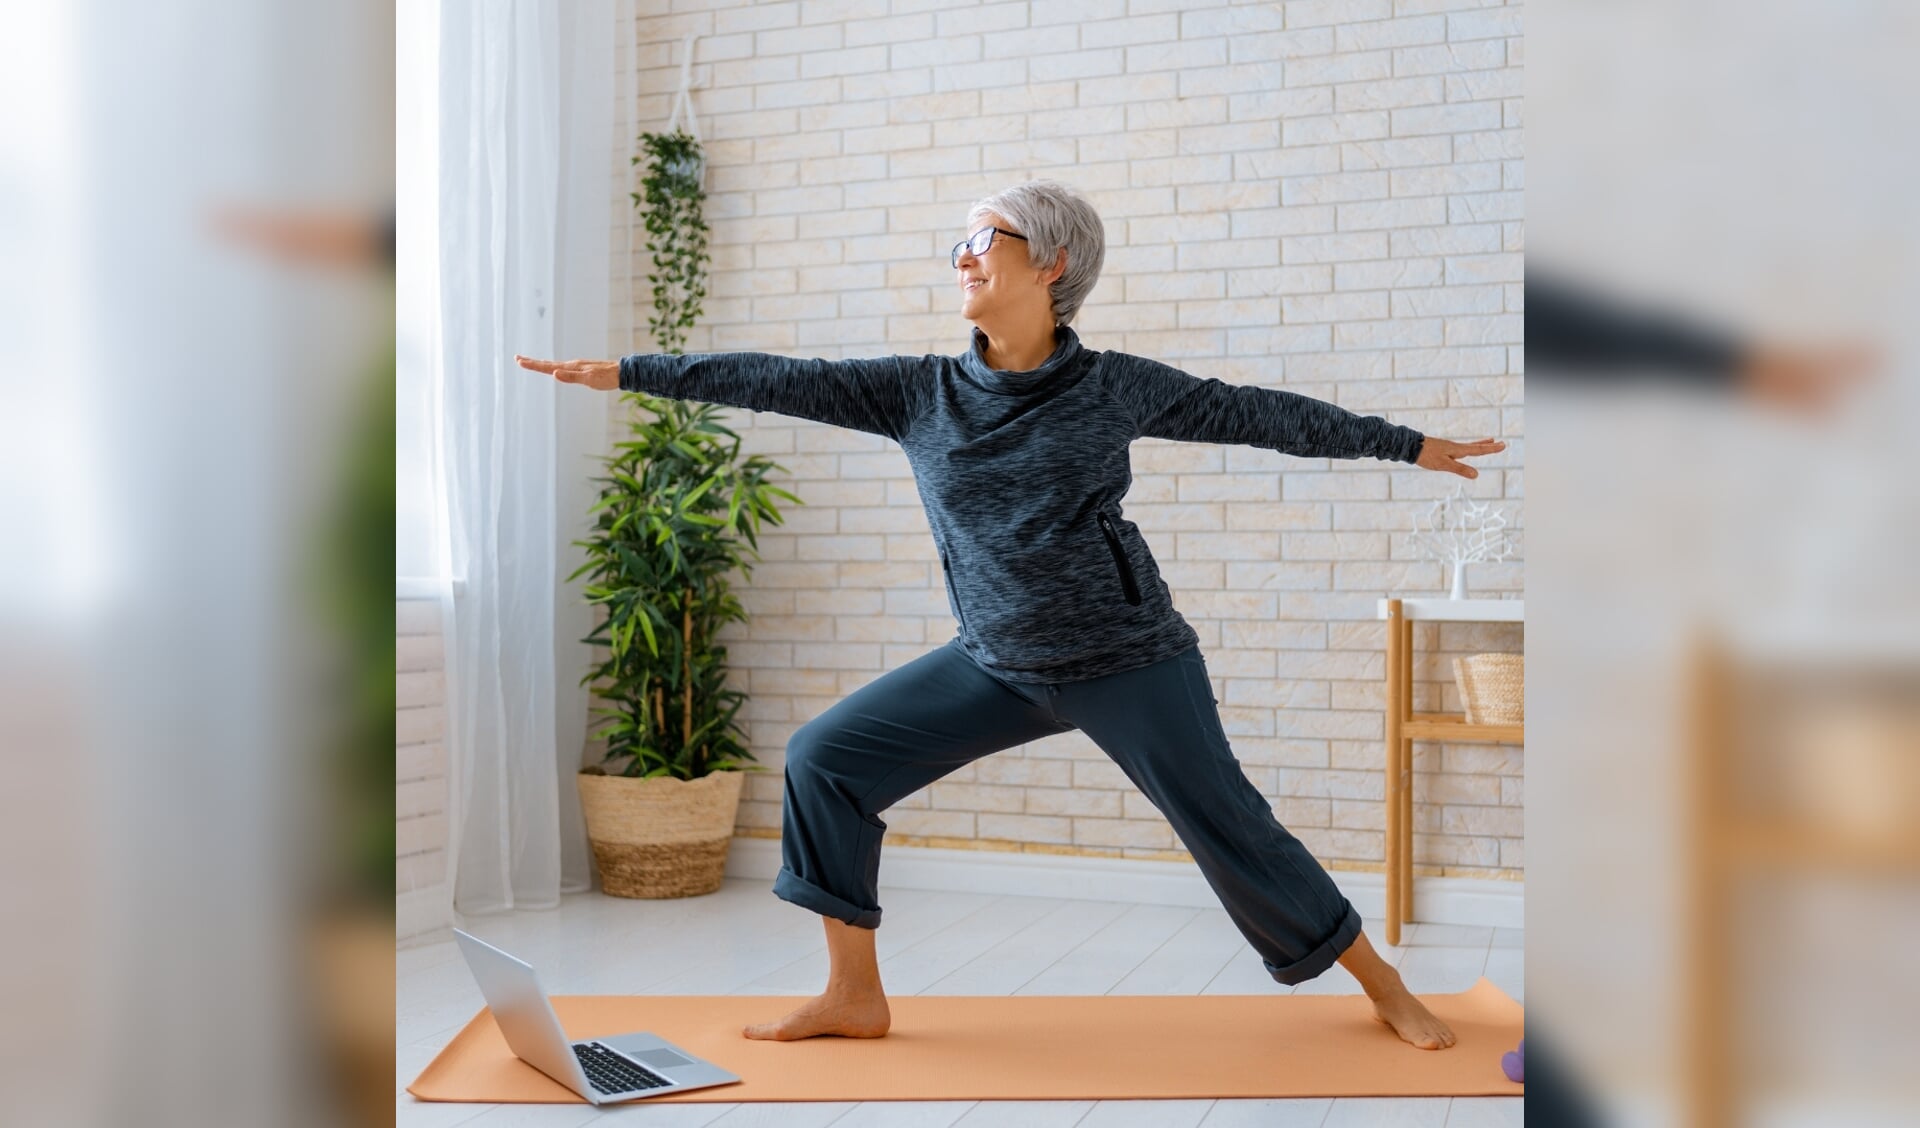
[1452,653,1524,726]
[576,769,745,899]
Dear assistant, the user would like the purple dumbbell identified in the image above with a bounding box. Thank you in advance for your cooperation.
[1500,1038,1524,1083]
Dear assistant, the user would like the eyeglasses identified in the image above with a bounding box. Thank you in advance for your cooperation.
[950,226,1028,268]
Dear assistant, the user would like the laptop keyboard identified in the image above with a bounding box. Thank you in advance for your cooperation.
[574,1042,674,1094]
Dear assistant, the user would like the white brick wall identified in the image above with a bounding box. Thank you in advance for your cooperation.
[610,0,1524,880]
[396,599,449,941]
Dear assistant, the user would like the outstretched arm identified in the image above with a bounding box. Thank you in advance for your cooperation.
[516,350,927,443]
[1111,354,1427,462]
[1110,354,1503,478]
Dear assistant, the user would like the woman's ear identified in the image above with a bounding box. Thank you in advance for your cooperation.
[1045,247,1068,286]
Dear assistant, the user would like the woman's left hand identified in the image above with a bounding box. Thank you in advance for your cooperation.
[1415,436,1507,478]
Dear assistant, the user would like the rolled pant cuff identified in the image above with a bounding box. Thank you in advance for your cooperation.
[1261,901,1363,986]
[772,865,883,929]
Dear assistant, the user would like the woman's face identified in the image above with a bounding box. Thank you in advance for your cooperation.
[955,211,1042,324]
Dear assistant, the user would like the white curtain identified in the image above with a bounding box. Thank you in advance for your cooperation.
[432,0,610,914]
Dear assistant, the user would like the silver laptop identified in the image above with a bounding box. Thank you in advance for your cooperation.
[452,928,742,1104]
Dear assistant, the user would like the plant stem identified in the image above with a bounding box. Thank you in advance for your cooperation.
[682,586,693,765]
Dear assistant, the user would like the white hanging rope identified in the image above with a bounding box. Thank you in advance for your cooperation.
[623,0,640,351]
[663,31,702,143]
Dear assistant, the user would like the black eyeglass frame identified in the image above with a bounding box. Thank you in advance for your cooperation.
[950,226,1028,269]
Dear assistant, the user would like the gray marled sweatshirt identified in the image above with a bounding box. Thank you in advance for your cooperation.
[620,325,1426,684]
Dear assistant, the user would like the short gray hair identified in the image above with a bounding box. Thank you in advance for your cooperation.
[966,179,1106,327]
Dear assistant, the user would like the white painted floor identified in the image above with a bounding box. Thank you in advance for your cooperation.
[398,879,1524,1127]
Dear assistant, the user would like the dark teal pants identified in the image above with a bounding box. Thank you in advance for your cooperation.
[770,638,1364,986]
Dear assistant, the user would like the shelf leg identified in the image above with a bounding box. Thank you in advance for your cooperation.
[1384,600,1403,946]
[1399,613,1415,927]
[1686,627,1734,1128]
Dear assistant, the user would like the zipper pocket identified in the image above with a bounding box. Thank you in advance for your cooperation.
[941,551,972,632]
[1096,512,1143,606]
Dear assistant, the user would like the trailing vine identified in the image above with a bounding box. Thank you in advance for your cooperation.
[631,128,709,356]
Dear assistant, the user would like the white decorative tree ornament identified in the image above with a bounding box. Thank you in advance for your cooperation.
[1410,484,1515,599]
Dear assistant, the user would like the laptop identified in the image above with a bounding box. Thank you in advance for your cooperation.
[452,928,742,1104]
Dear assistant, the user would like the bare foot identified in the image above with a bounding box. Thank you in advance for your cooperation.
[741,990,891,1041]
[1370,986,1457,1050]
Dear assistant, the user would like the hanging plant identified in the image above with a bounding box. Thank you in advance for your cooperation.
[631,127,710,356]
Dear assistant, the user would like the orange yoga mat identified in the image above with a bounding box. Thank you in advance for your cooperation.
[407,978,1523,1103]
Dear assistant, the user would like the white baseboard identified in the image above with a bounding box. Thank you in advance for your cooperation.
[723,837,1521,931]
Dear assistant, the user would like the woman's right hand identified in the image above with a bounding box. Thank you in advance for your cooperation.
[514,354,620,391]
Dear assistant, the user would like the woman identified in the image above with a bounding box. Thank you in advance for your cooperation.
[519,180,1503,1050]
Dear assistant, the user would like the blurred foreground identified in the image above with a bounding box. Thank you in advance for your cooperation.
[1528,2,1920,1125]
[1,3,396,1126]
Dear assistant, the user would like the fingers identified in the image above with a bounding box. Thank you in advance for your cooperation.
[516,354,589,384]
[520,356,581,383]
[1427,437,1505,455]
[515,355,606,387]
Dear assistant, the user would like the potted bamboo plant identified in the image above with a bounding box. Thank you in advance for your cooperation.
[571,393,799,898]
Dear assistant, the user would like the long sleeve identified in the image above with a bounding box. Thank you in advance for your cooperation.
[618,351,929,443]
[1525,272,1744,380]
[1108,354,1426,464]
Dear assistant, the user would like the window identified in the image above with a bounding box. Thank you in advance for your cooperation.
[395,0,442,593]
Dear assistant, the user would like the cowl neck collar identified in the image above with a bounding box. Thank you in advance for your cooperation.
[960,324,1084,395]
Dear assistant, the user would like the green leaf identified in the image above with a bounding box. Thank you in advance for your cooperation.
[678,474,719,510]
[612,543,647,577]
[634,607,659,657]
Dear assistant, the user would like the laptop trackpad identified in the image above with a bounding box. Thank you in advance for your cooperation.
[629,1047,694,1070]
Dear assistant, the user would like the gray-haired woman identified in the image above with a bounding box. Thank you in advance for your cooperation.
[520,180,1501,1051]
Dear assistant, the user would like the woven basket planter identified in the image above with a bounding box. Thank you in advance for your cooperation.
[1453,653,1525,726]
[576,769,745,899]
